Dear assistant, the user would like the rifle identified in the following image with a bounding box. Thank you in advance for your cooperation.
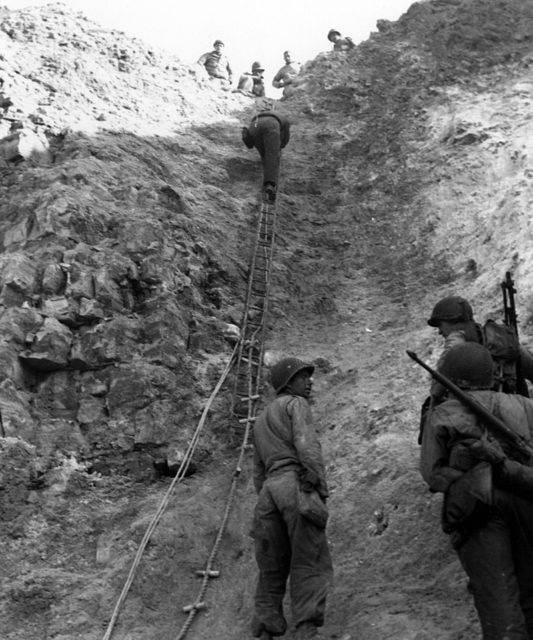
[501,271,529,396]
[407,350,533,464]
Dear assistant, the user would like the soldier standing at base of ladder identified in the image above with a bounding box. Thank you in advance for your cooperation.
[251,357,332,640]
[241,104,290,203]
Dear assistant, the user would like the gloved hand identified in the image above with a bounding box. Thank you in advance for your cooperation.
[469,438,506,465]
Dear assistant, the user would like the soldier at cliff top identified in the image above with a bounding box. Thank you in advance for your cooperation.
[197,39,233,84]
[272,51,301,97]
[236,61,265,98]
[420,342,533,640]
[251,357,332,640]
[241,102,290,203]
[327,28,355,52]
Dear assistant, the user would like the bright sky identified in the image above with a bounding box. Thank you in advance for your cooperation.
[1,0,417,96]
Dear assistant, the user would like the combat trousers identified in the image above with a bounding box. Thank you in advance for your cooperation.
[250,116,281,186]
[457,490,533,640]
[252,471,333,637]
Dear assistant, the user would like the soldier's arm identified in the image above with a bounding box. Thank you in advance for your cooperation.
[272,68,284,88]
[289,397,328,498]
[420,410,462,492]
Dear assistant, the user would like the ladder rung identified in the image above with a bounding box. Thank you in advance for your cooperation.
[240,394,260,402]
[195,570,220,578]
[183,601,207,613]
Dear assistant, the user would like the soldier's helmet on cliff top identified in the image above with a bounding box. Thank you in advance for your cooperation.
[327,29,341,41]
[427,296,474,327]
[440,343,494,390]
[270,357,314,394]
[251,61,265,73]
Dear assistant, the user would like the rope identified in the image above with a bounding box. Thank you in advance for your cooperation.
[101,342,239,640]
[176,200,277,639]
[175,351,255,640]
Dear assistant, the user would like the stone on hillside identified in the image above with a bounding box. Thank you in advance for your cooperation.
[0,306,43,345]
[66,265,95,300]
[93,266,132,312]
[0,342,28,387]
[41,295,77,325]
[69,317,140,369]
[34,371,78,419]
[19,317,73,371]
[41,263,66,295]
[0,437,39,524]
[106,368,155,418]
[0,253,37,305]
[76,395,106,425]
[0,379,35,439]
[0,127,51,164]
[77,297,104,322]
[36,419,88,458]
[134,400,180,445]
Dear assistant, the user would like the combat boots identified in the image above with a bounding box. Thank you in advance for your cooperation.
[294,621,318,639]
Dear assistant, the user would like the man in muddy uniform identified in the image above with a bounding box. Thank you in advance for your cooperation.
[241,106,290,202]
[420,342,533,640]
[251,357,332,640]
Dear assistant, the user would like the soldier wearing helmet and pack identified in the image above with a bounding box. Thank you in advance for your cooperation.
[251,357,332,640]
[427,295,533,401]
[236,61,265,97]
[420,342,533,640]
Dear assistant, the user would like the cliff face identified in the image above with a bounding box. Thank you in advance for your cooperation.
[2,1,533,639]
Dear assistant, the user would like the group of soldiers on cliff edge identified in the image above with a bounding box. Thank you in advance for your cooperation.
[249,285,533,640]
[196,26,355,98]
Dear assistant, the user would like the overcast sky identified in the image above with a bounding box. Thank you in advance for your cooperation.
[1,0,417,96]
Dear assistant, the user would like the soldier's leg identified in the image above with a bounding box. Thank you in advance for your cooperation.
[252,484,290,637]
[457,513,527,640]
[268,473,332,630]
[288,516,332,629]
[261,127,281,186]
[503,494,533,639]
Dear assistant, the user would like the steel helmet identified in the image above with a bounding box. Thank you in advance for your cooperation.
[213,39,224,47]
[251,61,265,73]
[427,296,474,327]
[327,29,341,41]
[440,343,494,389]
[270,357,315,394]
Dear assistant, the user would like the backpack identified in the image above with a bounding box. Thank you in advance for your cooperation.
[482,319,525,395]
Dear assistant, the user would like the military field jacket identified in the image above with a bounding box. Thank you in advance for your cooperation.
[253,393,328,498]
[421,390,533,493]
